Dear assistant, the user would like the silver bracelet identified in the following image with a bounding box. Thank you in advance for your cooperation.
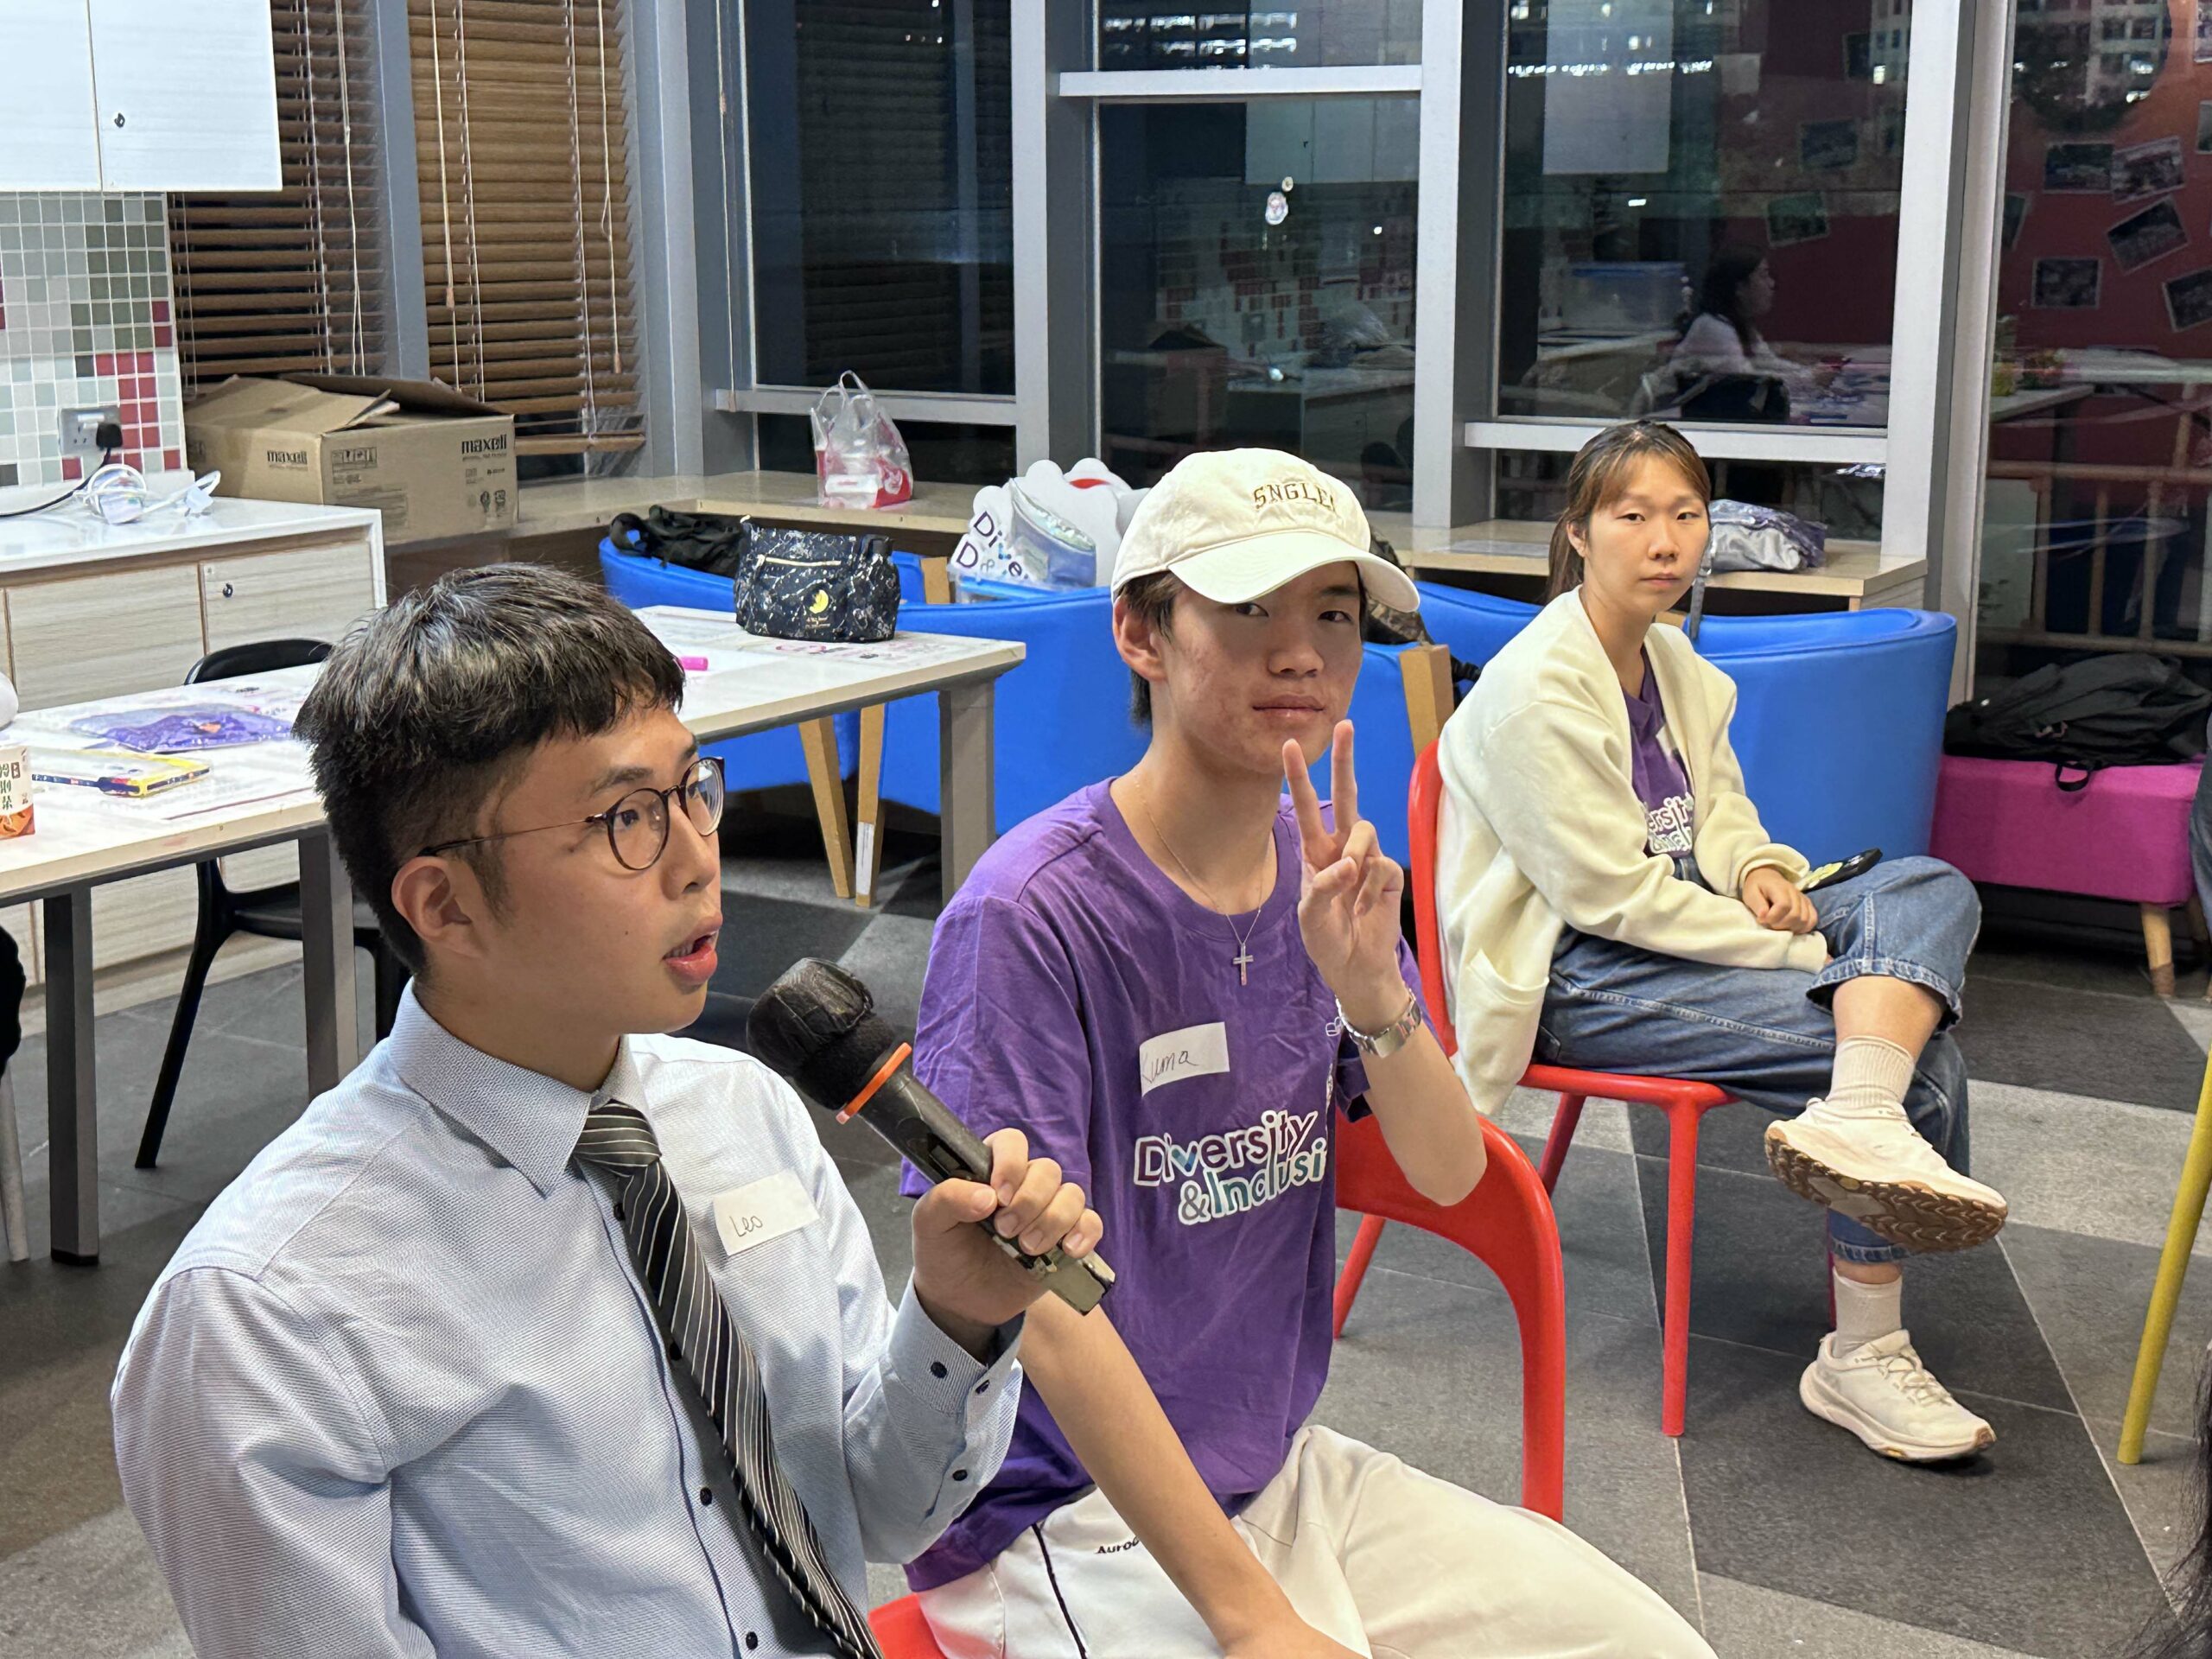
[1332,988,1423,1060]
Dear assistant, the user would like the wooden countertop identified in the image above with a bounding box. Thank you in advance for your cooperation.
[427,470,977,548]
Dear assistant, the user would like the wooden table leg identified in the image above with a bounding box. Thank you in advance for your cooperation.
[939,679,996,906]
[854,703,887,908]
[299,831,362,1095]
[799,716,855,901]
[2145,901,2177,998]
[44,891,97,1265]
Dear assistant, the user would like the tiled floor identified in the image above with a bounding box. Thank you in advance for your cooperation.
[3,820,2210,1657]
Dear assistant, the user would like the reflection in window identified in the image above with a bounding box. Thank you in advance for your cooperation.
[1097,99,1417,509]
[1974,0,2212,685]
[1495,451,1885,545]
[1496,0,1910,443]
[1096,4,1421,69]
[746,0,1012,397]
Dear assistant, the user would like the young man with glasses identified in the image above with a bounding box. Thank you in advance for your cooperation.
[900,452,1712,1657]
[111,563,1100,1658]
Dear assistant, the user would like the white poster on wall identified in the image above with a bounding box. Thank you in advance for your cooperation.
[1543,0,1675,176]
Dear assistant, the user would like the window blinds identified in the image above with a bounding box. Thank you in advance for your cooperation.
[170,0,385,397]
[410,0,642,454]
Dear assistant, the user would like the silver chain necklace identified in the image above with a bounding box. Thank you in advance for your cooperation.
[1131,783,1271,987]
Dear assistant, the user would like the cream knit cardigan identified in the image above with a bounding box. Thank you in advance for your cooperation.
[1434,591,1826,1114]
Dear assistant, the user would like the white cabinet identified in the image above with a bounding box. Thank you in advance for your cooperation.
[88,0,281,192]
[0,3,100,189]
[0,0,278,192]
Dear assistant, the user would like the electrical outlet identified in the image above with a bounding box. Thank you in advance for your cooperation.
[59,405,118,464]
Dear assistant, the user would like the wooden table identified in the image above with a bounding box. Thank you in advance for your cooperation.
[1381,518,1927,612]
[17,618,1021,1263]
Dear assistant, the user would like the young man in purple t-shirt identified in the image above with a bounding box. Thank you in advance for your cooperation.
[900,451,1712,1658]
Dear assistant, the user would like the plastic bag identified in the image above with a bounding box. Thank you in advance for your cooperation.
[951,459,1141,591]
[809,372,912,510]
[1705,499,1826,574]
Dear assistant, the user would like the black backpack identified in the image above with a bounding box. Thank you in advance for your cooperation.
[607,506,748,579]
[1944,655,2210,789]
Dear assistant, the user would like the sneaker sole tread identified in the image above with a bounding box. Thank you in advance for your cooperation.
[1763,1131,2006,1253]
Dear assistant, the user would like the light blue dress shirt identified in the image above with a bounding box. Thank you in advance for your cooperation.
[111,990,1022,1657]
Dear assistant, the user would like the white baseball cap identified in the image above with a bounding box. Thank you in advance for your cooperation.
[1108,448,1420,613]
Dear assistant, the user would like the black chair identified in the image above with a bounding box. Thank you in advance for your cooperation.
[135,639,404,1170]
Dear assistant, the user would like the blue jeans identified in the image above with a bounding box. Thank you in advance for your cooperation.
[1533,855,1981,1266]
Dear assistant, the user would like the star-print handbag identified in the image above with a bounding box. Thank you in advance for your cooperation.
[732,522,901,644]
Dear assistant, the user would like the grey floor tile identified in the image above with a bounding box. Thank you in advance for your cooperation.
[1334,1133,1658,1331]
[1697,1572,2045,1659]
[1637,1160,2075,1415]
[711,893,874,1003]
[1496,1084,1632,1155]
[833,912,939,1039]
[1955,973,2207,1110]
[1974,1080,2212,1258]
[1674,1337,2171,1658]
[1317,1266,1701,1630]
[2003,1222,2212,1439]
[2169,995,2212,1053]
[1972,927,2190,1001]
[0,1505,182,1657]
[1627,1097,1775,1179]
[2088,1421,2202,1592]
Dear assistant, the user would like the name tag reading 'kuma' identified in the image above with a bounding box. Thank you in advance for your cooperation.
[712,1171,819,1256]
[1139,1022,1231,1096]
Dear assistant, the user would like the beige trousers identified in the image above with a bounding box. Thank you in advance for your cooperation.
[916,1427,1713,1659]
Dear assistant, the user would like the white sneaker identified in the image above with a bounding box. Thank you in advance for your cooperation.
[1800,1330,1995,1462]
[1764,1097,2007,1253]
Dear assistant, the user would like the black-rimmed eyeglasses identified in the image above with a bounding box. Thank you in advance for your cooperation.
[422,755,727,873]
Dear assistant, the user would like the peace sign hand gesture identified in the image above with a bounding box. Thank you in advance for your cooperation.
[1282,721,1411,1033]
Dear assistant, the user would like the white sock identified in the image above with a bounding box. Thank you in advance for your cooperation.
[1833,1268,1904,1352]
[1824,1034,1915,1118]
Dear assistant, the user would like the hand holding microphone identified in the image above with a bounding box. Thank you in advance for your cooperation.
[748,961,1116,1321]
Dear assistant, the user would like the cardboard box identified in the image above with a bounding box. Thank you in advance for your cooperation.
[185,373,518,543]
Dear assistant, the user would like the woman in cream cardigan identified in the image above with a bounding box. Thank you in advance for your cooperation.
[1435,421,2005,1465]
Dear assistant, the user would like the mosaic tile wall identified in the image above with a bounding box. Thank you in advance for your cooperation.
[0,193,183,492]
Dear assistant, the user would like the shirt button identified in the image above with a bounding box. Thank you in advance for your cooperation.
[745,1637,760,1652]
[952,1469,969,1483]
[930,1361,948,1379]
[974,1381,989,1396]
[698,1487,714,1506]
[613,1202,626,1222]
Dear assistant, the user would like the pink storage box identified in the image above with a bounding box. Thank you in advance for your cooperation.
[1929,753,2201,906]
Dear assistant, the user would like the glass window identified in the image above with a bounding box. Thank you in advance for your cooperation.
[1973,0,2212,685]
[1493,450,1885,543]
[1096,98,1418,508]
[745,0,1012,396]
[1096,4,1421,69]
[758,413,1014,491]
[1496,0,1910,430]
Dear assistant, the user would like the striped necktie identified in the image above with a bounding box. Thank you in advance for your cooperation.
[575,1102,881,1659]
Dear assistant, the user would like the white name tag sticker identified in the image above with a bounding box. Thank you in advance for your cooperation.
[1139,1022,1230,1096]
[712,1171,819,1256]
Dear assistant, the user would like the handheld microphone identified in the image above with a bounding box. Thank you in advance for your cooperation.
[747,959,1116,1314]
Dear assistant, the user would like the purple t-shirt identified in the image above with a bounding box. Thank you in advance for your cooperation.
[899,780,1421,1591]
[1628,658,1696,868]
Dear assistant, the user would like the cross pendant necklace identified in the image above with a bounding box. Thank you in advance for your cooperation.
[1131,783,1268,988]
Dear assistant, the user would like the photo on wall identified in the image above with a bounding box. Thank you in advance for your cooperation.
[2114,137,2187,203]
[1800,119,1859,172]
[2198,0,2212,64]
[1766,192,1829,246]
[2033,257,2103,309]
[2109,198,2190,271]
[2166,265,2212,330]
[2045,141,2114,192]
[2198,99,2212,153]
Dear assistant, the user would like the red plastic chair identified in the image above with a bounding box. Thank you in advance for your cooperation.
[1332,741,1732,1439]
